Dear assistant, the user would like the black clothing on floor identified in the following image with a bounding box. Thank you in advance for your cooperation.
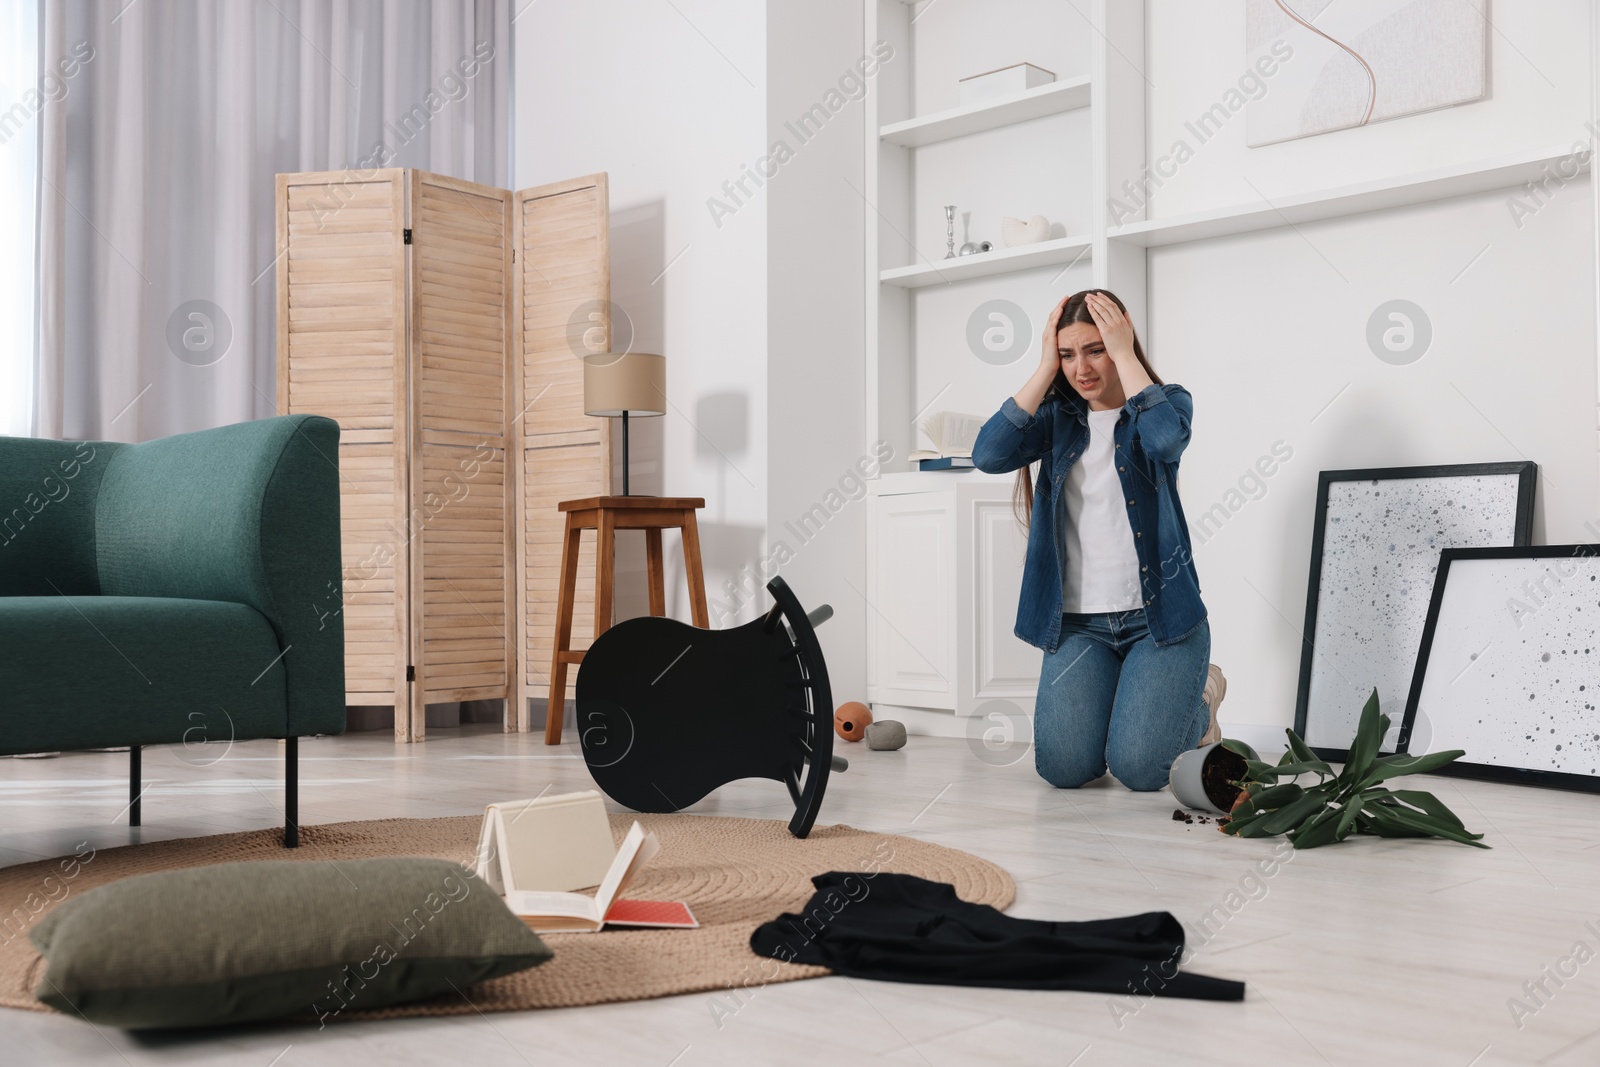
[750,871,1245,1001]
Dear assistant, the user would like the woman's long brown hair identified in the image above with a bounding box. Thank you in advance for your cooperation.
[1013,289,1163,525]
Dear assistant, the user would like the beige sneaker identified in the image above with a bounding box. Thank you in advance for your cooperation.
[1199,664,1227,746]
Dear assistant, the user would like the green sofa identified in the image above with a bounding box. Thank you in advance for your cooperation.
[0,414,345,846]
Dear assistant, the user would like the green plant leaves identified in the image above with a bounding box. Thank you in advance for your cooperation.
[1268,759,1336,780]
[1220,809,1277,838]
[1363,797,1489,848]
[1372,789,1469,831]
[1220,688,1488,850]
[1255,792,1331,835]
[1220,738,1261,762]
[1357,749,1469,789]
[1232,782,1305,819]
[1342,688,1385,783]
[1284,729,1334,777]
[1244,759,1281,784]
[1286,803,1347,849]
[1355,809,1428,838]
[1334,799,1364,839]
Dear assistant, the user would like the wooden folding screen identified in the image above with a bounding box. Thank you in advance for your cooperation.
[278,168,608,741]
[511,175,613,732]
[407,171,515,739]
[277,170,414,735]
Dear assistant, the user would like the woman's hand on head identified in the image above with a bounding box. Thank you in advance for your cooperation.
[1083,292,1136,364]
[1012,294,1071,417]
[1036,293,1069,378]
[1084,291,1154,399]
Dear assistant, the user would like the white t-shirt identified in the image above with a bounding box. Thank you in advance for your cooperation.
[1059,406,1143,613]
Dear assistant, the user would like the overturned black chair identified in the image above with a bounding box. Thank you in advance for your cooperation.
[575,576,842,837]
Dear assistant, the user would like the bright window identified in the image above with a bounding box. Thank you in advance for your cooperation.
[0,0,39,437]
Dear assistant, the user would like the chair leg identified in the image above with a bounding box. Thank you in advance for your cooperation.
[547,516,583,745]
[680,512,710,628]
[645,528,666,616]
[284,737,299,848]
[129,746,141,827]
[594,509,616,636]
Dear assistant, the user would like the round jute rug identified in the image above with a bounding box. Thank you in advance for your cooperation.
[0,813,1013,1021]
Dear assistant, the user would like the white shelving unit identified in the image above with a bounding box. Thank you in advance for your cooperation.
[879,233,1092,289]
[860,0,1134,733]
[864,0,1144,474]
[1108,144,1592,248]
[879,76,1092,148]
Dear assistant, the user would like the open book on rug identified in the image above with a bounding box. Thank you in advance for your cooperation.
[505,821,698,933]
[472,790,617,894]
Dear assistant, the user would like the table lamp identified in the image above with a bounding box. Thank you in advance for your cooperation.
[583,352,665,496]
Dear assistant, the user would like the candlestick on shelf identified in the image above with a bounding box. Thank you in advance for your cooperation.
[944,205,956,259]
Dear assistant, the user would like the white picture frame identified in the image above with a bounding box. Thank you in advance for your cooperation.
[1294,462,1536,759]
[1401,546,1600,792]
[1245,0,1489,147]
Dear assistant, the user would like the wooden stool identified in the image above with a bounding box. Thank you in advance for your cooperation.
[545,496,709,744]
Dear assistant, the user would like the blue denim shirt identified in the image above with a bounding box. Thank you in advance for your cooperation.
[970,382,1206,652]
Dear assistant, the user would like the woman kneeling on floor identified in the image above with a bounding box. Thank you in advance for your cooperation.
[971,289,1227,792]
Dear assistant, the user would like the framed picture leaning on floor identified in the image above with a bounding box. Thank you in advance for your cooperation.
[1400,544,1600,794]
[1293,461,1537,762]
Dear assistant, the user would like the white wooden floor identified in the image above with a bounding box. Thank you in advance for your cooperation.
[3,725,1599,1066]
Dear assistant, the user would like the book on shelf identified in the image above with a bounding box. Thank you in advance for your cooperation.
[472,789,617,894]
[506,821,697,932]
[910,410,984,465]
[917,456,976,471]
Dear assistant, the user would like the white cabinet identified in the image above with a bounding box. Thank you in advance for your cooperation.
[866,473,1038,727]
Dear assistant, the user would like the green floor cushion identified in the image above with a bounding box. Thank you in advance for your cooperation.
[0,596,288,755]
[29,857,551,1029]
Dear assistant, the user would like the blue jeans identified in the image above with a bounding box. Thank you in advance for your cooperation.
[1034,609,1211,791]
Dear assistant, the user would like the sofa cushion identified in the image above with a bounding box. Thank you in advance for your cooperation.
[0,437,118,597]
[29,857,552,1029]
[92,415,345,737]
[0,596,288,755]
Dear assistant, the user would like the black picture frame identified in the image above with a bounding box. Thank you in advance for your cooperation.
[1293,461,1536,762]
[1398,544,1600,794]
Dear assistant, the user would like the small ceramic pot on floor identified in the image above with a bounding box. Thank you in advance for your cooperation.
[1169,741,1254,815]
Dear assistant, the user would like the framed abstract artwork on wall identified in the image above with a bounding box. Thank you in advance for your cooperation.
[1293,462,1536,761]
[1244,0,1489,147]
[1400,545,1600,793]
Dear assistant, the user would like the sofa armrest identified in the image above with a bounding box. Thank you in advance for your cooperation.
[94,415,345,736]
[0,436,119,596]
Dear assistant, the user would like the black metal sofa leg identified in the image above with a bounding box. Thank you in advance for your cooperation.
[284,737,299,848]
[129,746,141,827]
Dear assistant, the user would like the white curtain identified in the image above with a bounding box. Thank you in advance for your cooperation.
[0,0,40,437]
[34,0,510,441]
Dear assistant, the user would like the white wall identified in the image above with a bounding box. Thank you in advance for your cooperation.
[1143,0,1593,217]
[516,0,875,703]
[514,0,768,626]
[1144,1,1598,735]
[766,0,872,701]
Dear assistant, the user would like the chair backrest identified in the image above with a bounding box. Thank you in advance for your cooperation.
[577,576,838,838]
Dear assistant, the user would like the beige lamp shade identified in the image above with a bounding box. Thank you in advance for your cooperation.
[583,352,665,417]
